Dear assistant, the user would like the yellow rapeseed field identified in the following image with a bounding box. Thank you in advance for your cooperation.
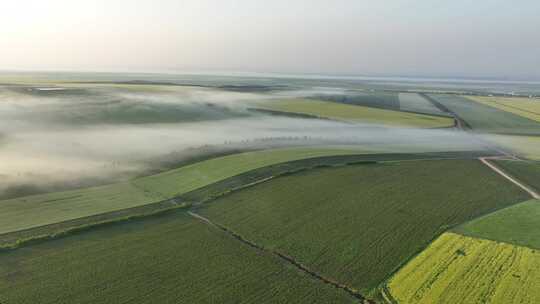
[387,233,539,304]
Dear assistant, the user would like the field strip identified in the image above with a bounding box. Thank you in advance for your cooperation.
[191,176,276,207]
[493,101,540,116]
[380,156,488,164]
[418,93,463,129]
[479,157,540,199]
[187,211,372,303]
[0,152,495,247]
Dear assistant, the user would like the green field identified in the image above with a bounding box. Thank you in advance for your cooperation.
[398,92,446,115]
[387,233,539,304]
[0,147,374,234]
[255,98,454,128]
[0,210,356,304]
[492,159,540,192]
[318,91,400,110]
[469,96,540,122]
[179,151,491,203]
[198,159,529,295]
[454,199,540,249]
[427,94,540,135]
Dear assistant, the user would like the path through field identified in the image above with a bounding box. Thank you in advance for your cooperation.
[479,157,540,199]
[187,211,373,304]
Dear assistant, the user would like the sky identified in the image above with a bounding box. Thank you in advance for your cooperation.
[1,0,539,79]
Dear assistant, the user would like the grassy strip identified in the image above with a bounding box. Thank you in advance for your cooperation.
[254,98,455,128]
[0,203,191,252]
[0,196,183,246]
[247,107,334,121]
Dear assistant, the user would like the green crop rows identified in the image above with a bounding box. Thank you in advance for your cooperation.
[198,159,529,295]
[0,210,356,304]
[493,159,540,192]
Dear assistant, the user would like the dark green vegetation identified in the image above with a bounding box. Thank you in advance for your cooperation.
[427,94,540,135]
[318,91,400,110]
[198,159,529,295]
[454,199,540,249]
[0,210,356,304]
[493,159,540,192]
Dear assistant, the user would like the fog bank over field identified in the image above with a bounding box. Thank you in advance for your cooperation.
[0,83,489,199]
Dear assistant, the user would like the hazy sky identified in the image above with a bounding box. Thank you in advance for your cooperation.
[1,0,539,79]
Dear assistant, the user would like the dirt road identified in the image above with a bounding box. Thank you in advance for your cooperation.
[479,157,540,199]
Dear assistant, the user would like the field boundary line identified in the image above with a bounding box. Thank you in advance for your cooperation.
[479,157,540,199]
[192,176,275,207]
[380,285,398,304]
[419,93,470,130]
[0,204,191,252]
[187,211,374,303]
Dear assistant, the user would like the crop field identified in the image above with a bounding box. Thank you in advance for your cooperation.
[468,96,540,122]
[0,210,356,304]
[398,92,446,115]
[198,159,529,295]
[0,150,491,247]
[131,146,373,198]
[387,233,540,304]
[179,151,492,203]
[0,151,487,247]
[427,94,540,135]
[492,159,540,192]
[255,98,454,128]
[483,135,540,160]
[317,91,400,110]
[454,199,540,249]
[0,147,373,234]
[4,73,540,303]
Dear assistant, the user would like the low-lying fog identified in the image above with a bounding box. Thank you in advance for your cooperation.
[0,83,489,199]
